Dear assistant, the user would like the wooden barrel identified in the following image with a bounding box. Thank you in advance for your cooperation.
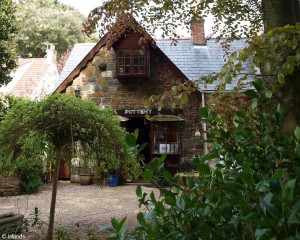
[79,174,92,185]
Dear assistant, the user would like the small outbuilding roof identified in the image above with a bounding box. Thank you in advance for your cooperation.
[0,49,58,100]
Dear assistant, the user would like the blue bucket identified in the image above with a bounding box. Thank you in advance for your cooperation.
[108,174,118,187]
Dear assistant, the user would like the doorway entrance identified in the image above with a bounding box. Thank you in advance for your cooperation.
[124,117,151,164]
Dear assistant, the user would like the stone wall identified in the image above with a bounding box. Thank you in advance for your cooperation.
[65,46,203,162]
[0,176,21,196]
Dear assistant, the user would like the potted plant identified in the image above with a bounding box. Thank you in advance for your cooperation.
[79,161,92,185]
[76,142,93,185]
[104,153,121,187]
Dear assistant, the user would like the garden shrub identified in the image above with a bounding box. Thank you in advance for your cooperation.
[13,131,53,193]
[104,80,300,239]
[19,169,42,194]
[0,149,14,177]
[0,98,51,193]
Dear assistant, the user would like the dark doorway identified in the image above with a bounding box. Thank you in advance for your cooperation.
[58,159,71,180]
[124,117,151,164]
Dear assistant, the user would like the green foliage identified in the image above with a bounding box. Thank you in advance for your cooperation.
[0,97,53,183]
[0,0,18,85]
[23,207,44,232]
[0,94,141,239]
[146,23,300,111]
[83,0,263,42]
[0,96,20,121]
[0,94,117,148]
[15,0,97,58]
[126,128,148,167]
[208,24,300,92]
[14,131,53,193]
[0,131,52,192]
[95,131,142,180]
[100,217,129,240]
[102,152,122,175]
[0,149,14,177]
[104,82,300,239]
[0,94,140,181]
[20,170,42,194]
[54,228,71,240]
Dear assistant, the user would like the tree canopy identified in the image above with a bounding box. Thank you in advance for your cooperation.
[82,0,293,40]
[0,0,18,85]
[0,94,138,240]
[15,0,97,59]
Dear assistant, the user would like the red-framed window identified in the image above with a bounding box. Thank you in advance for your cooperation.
[117,49,148,77]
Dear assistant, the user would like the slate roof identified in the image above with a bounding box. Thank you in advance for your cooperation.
[156,38,251,91]
[54,38,251,93]
[57,43,96,88]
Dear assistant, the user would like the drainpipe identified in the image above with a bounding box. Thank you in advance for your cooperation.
[201,92,209,154]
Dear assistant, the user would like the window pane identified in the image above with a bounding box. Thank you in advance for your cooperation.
[118,49,147,76]
[134,49,144,57]
[154,143,159,153]
[139,58,145,65]
[159,144,167,153]
[119,58,125,65]
[125,58,131,65]
[124,66,131,74]
[133,57,139,65]
[133,66,139,74]
[139,66,145,73]
[124,50,131,57]
[120,50,130,57]
[119,50,131,76]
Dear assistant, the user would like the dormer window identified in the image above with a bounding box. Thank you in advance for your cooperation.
[112,32,150,78]
[117,49,149,78]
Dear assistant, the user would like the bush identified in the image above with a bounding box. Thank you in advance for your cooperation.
[0,149,14,177]
[104,80,300,239]
[0,97,53,192]
[20,169,42,194]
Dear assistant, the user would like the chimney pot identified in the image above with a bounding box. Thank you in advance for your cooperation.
[45,44,57,64]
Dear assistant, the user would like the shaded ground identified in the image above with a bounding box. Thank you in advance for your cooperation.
[0,181,156,239]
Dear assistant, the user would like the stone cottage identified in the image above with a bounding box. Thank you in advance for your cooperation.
[53,18,250,176]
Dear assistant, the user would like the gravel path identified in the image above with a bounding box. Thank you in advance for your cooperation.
[0,181,156,239]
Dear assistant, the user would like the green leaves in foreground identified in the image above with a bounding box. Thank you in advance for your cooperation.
[100,217,128,240]
[101,82,300,239]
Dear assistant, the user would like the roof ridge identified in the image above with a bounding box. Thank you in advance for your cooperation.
[156,37,192,41]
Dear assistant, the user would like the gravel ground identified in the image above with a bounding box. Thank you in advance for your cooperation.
[0,181,157,239]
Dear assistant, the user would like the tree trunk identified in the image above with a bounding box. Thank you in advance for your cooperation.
[261,0,300,135]
[262,0,300,33]
[46,145,62,240]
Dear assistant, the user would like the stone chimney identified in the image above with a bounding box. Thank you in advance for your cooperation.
[45,44,57,64]
[191,18,206,45]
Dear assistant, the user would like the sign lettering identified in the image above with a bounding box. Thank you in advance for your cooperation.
[124,109,153,115]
